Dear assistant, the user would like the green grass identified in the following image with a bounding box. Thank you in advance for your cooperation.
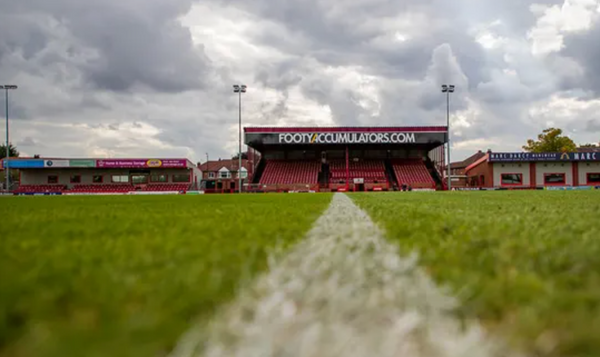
[352,191,600,357]
[0,194,331,357]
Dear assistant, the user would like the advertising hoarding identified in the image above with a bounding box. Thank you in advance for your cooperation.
[3,160,44,168]
[44,160,70,168]
[69,159,96,167]
[245,132,447,146]
[96,159,187,168]
[489,152,600,162]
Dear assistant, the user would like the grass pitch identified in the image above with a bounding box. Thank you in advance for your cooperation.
[0,194,331,357]
[352,190,600,357]
[3,191,600,357]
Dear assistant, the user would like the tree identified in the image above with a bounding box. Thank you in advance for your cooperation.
[0,143,19,158]
[522,128,577,153]
[580,143,600,148]
[0,144,20,188]
[232,152,248,160]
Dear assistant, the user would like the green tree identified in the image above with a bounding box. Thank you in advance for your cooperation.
[580,143,599,148]
[232,152,248,160]
[0,144,20,188]
[523,128,577,153]
[0,143,19,158]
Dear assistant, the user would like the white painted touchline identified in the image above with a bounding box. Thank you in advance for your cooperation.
[170,193,515,357]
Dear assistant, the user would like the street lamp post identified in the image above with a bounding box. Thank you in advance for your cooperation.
[233,84,247,194]
[441,84,454,191]
[1,85,18,192]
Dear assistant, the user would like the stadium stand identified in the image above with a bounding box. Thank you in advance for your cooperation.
[392,159,436,188]
[260,160,320,184]
[67,184,134,193]
[142,183,189,192]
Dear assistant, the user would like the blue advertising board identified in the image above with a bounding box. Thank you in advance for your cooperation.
[3,160,45,168]
[489,152,600,162]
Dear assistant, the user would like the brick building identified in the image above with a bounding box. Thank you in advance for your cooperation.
[198,159,251,192]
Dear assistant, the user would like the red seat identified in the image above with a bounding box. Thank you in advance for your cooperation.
[329,160,388,184]
[142,184,189,191]
[392,159,435,188]
[260,160,320,185]
[67,184,134,193]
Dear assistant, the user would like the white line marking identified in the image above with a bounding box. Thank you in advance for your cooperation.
[170,193,514,357]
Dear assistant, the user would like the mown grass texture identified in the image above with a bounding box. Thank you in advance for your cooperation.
[0,194,331,357]
[352,190,600,357]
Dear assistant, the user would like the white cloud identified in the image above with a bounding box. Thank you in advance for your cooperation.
[528,0,600,55]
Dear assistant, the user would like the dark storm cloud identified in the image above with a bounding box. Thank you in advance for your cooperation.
[561,21,600,95]
[0,0,209,93]
[238,0,489,84]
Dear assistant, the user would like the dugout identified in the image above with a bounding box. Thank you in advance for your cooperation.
[244,126,448,192]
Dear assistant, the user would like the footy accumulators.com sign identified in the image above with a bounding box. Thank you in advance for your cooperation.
[278,132,417,144]
[244,131,447,146]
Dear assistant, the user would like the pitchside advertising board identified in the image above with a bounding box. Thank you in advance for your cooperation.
[489,152,600,162]
[3,159,188,169]
[245,131,447,145]
[96,159,187,168]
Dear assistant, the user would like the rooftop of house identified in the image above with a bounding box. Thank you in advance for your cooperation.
[198,159,250,172]
[449,150,486,170]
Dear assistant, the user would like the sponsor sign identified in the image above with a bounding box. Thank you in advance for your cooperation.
[70,159,96,167]
[413,188,436,192]
[186,190,205,195]
[3,160,44,168]
[453,187,505,191]
[279,132,417,144]
[128,191,182,195]
[353,178,365,184]
[44,160,70,168]
[489,152,600,162]
[545,186,595,191]
[16,192,62,196]
[96,159,187,168]
[63,192,128,196]
[245,132,446,146]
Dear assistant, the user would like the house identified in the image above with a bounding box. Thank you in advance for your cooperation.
[198,159,251,192]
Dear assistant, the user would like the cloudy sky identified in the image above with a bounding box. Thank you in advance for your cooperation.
[1,0,600,162]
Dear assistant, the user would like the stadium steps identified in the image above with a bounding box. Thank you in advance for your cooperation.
[384,160,399,189]
[252,159,267,184]
[424,157,444,189]
[319,162,330,188]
